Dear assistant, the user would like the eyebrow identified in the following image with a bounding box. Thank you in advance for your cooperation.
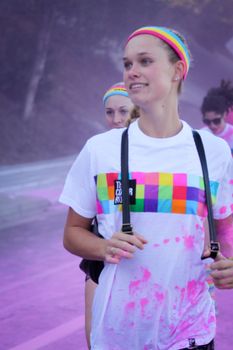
[123,52,150,61]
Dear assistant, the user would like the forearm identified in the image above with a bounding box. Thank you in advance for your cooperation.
[215,216,233,258]
[63,226,107,260]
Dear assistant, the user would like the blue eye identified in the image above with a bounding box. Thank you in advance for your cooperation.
[124,61,132,70]
[141,57,152,66]
[120,109,129,116]
[106,110,114,117]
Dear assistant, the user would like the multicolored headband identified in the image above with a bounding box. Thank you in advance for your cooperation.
[126,26,191,79]
[103,82,129,105]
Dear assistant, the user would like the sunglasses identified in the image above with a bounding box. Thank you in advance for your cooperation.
[202,117,222,126]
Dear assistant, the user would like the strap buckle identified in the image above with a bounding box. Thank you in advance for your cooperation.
[121,223,133,235]
[209,241,220,259]
[201,241,220,260]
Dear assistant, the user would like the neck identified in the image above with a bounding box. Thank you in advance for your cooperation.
[138,100,182,138]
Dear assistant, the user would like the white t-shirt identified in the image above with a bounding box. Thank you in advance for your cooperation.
[60,120,233,350]
[203,123,233,156]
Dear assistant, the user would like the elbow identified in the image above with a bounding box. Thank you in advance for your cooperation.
[63,235,70,251]
[63,230,75,254]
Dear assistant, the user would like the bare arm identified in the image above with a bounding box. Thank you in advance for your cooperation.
[215,215,233,258]
[209,215,233,289]
[63,207,147,263]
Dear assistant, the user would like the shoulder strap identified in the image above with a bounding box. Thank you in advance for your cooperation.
[121,128,133,234]
[192,130,220,259]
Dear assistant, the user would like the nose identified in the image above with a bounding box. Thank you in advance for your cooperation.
[127,63,141,79]
[113,112,125,127]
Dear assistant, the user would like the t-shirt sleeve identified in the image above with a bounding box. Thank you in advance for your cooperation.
[213,155,233,220]
[59,141,96,218]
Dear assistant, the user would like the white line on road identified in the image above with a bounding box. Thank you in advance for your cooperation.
[8,315,85,350]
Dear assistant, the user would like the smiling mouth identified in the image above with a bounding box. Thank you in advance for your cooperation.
[130,83,148,91]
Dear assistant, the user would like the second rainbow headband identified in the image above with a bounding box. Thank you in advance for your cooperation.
[126,26,191,79]
[103,82,129,105]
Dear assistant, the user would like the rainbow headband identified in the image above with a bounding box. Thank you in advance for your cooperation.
[103,83,129,104]
[126,26,190,79]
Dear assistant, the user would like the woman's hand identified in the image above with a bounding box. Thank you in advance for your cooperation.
[104,232,148,264]
[210,254,233,289]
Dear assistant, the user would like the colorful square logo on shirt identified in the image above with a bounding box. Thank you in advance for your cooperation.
[94,172,218,217]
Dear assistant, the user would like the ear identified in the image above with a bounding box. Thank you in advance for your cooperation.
[173,60,185,81]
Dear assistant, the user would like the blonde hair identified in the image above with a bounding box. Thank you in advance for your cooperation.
[126,106,140,126]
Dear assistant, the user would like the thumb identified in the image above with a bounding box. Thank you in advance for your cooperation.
[214,251,227,262]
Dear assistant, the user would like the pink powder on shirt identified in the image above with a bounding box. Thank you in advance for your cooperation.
[219,206,227,214]
[187,280,205,306]
[140,298,149,316]
[153,243,160,248]
[183,235,195,249]
[125,301,135,313]
[155,291,165,303]
[129,268,151,295]
[129,280,141,295]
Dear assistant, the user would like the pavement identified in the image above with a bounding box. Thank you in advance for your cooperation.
[0,156,232,349]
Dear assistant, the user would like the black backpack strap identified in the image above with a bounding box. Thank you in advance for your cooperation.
[121,128,133,234]
[192,130,220,259]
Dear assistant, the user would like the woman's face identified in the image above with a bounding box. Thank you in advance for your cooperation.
[203,111,226,135]
[105,94,133,128]
[123,35,176,107]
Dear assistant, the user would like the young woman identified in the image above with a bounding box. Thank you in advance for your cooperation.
[81,81,134,349]
[201,80,233,155]
[60,26,233,349]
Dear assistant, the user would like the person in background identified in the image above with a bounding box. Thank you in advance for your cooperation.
[60,26,233,349]
[81,81,134,349]
[201,80,233,155]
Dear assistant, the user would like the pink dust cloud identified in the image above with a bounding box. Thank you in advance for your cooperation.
[183,235,195,250]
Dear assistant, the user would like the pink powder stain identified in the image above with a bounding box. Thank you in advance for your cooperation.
[163,238,170,244]
[177,319,190,334]
[169,323,175,332]
[219,206,227,214]
[183,235,195,250]
[141,268,151,283]
[208,314,216,324]
[175,236,180,243]
[175,286,185,304]
[187,280,205,305]
[140,297,149,316]
[231,204,233,211]
[153,243,160,248]
[129,280,141,295]
[229,179,233,185]
[155,291,165,303]
[144,345,154,350]
[129,268,151,295]
[124,301,135,313]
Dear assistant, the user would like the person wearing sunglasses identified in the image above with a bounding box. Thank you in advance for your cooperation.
[201,80,233,155]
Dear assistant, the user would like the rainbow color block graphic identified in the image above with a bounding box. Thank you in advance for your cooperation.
[95,172,219,216]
